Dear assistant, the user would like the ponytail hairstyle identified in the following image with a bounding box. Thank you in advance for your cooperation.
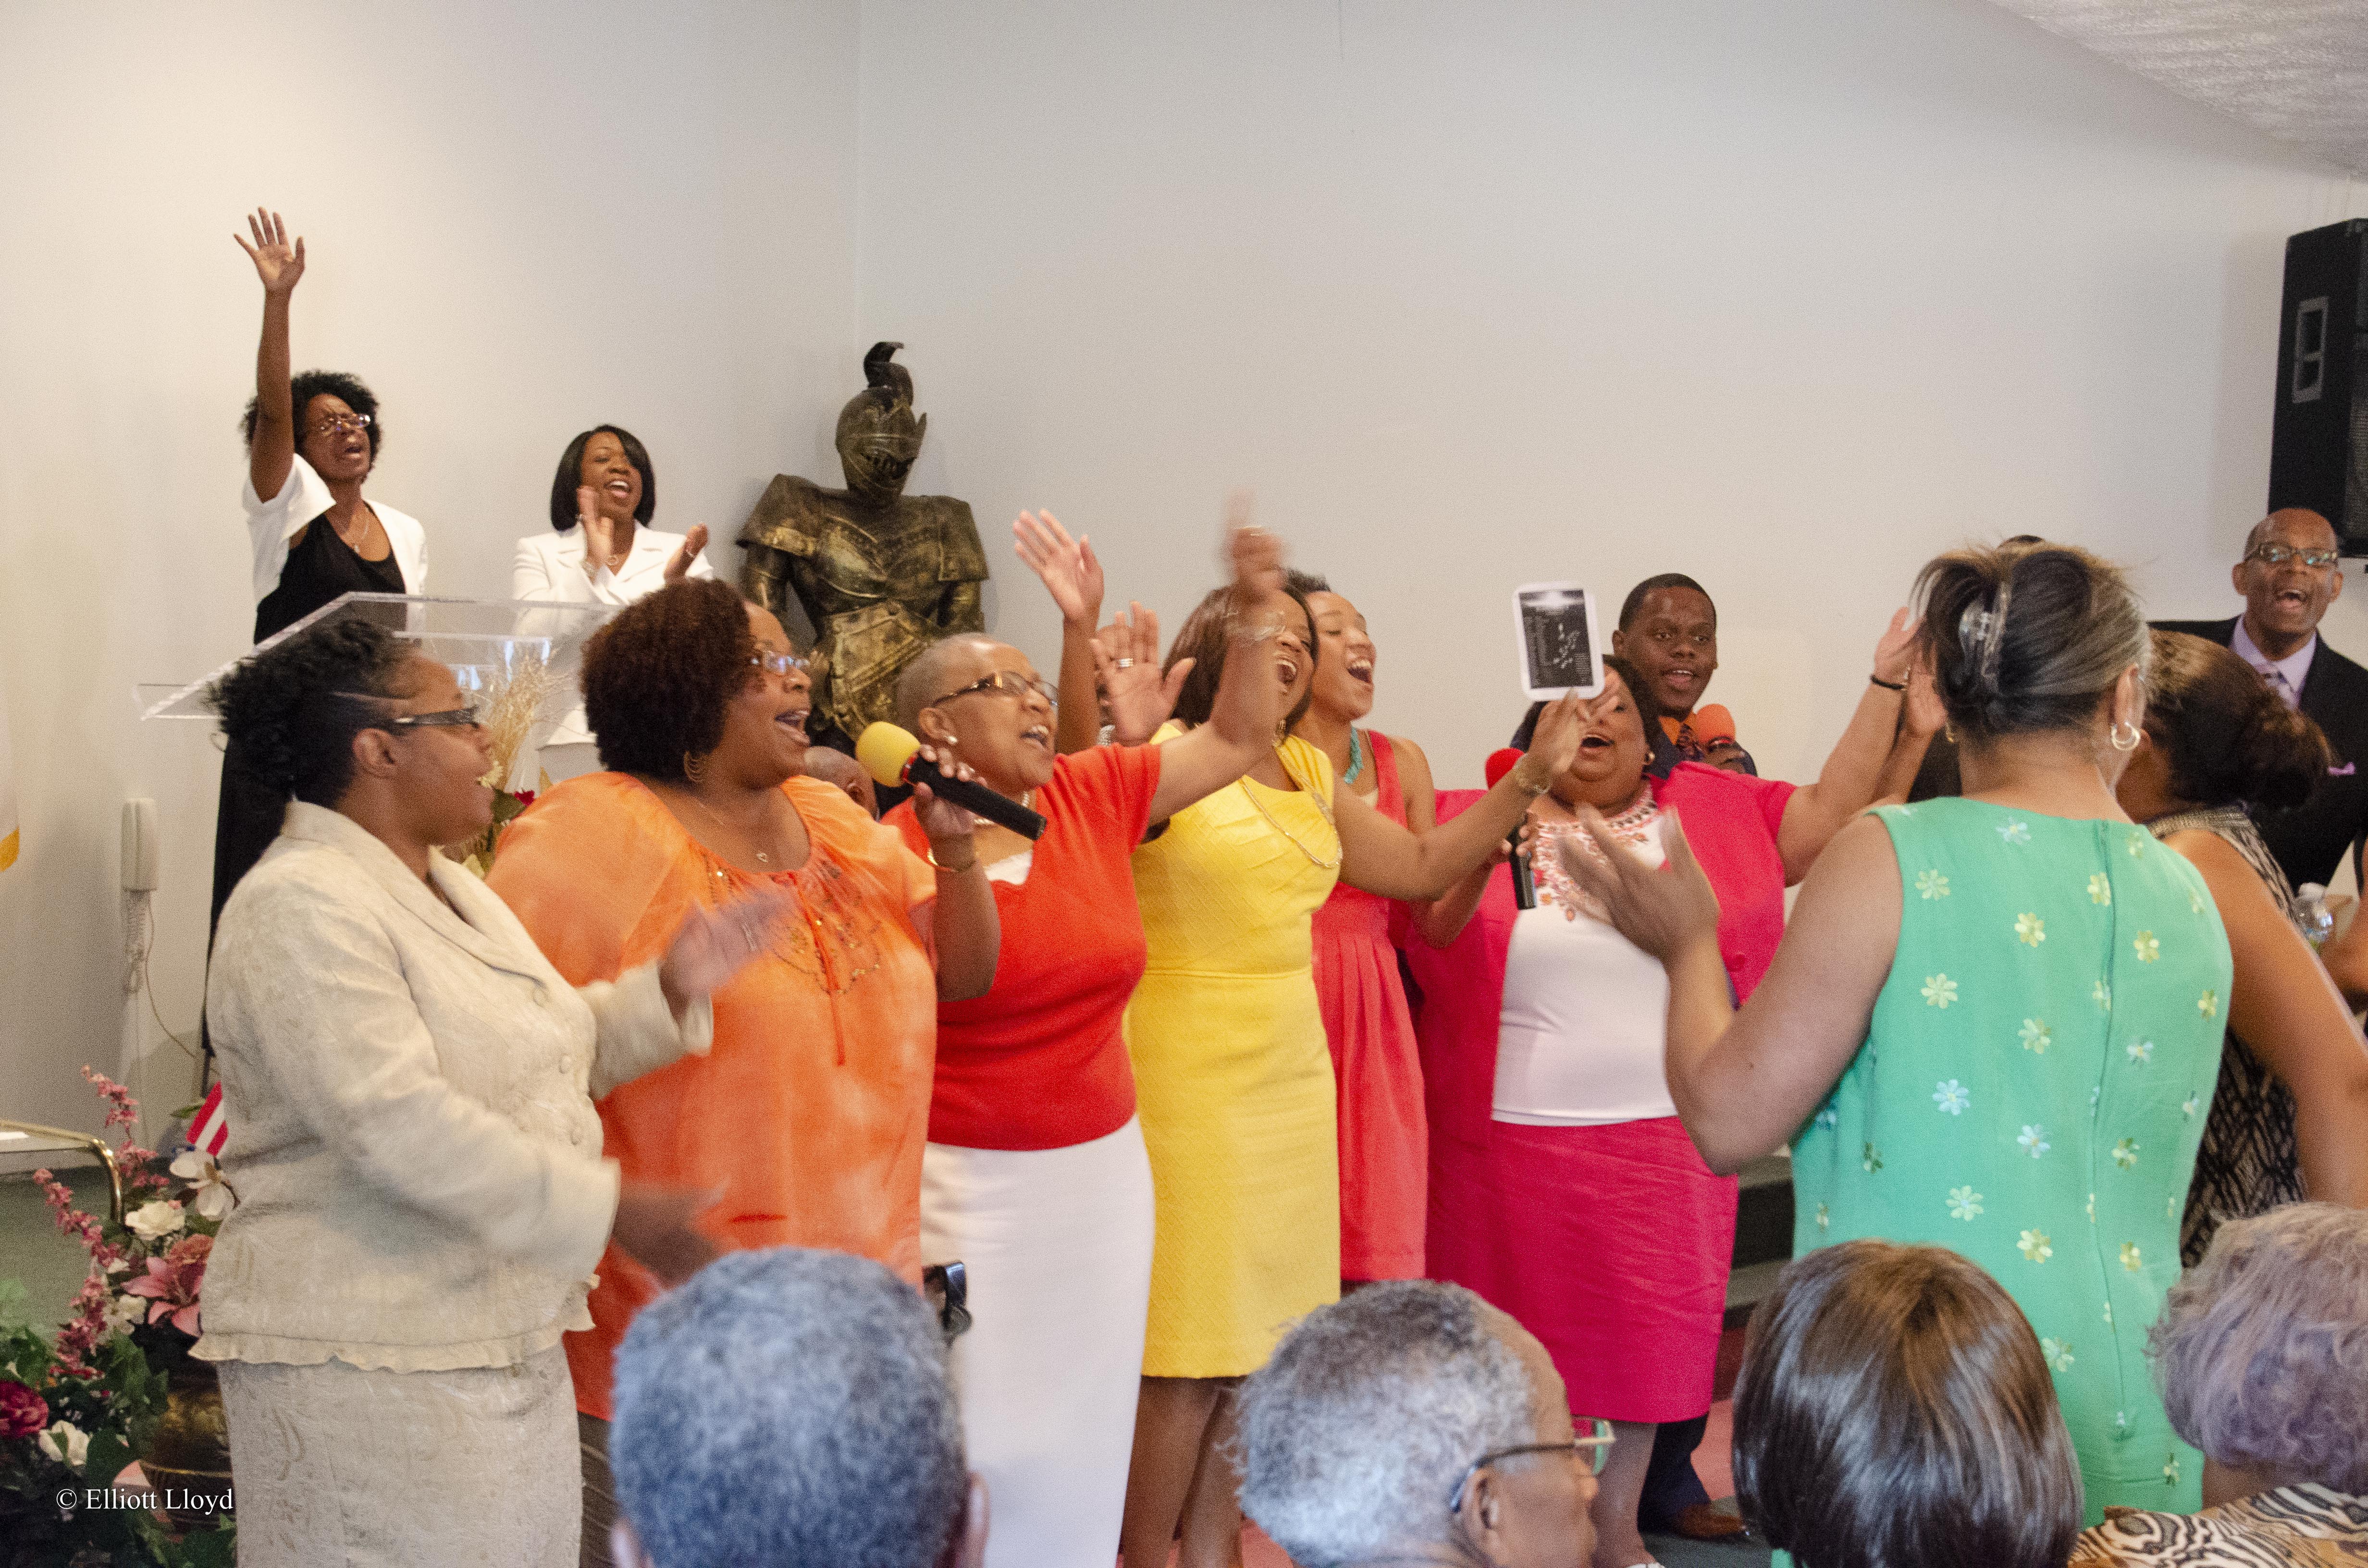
[208,619,415,807]
[1915,541,2147,746]
[1164,579,1320,731]
[2143,631,2329,813]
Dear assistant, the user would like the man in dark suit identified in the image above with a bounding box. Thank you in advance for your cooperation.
[2157,507,2368,890]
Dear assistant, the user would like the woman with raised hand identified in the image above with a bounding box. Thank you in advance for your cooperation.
[483,578,997,1561]
[1564,540,2232,1519]
[1286,574,1445,1286]
[200,617,776,1568]
[1404,620,1912,1568]
[2114,630,2368,1262]
[512,426,715,782]
[216,208,429,934]
[1063,506,1591,1568]
[869,517,1286,1568]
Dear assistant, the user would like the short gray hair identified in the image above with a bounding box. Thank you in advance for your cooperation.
[892,635,1000,734]
[2151,1203,2368,1494]
[610,1248,965,1568]
[1235,1282,1535,1568]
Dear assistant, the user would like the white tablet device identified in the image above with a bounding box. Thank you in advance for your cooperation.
[1513,582,1605,700]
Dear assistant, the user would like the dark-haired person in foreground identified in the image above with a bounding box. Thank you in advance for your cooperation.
[1732,1239,2083,1568]
[2115,631,2368,1262]
[1235,1280,1605,1568]
[514,424,715,782]
[2071,1204,2368,1566]
[214,208,429,936]
[197,619,778,1567]
[485,577,997,1566]
[2156,508,2368,891]
[607,1248,988,1568]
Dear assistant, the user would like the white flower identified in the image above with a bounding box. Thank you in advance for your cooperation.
[1915,869,1950,900]
[2133,931,2160,964]
[2182,1093,2201,1119]
[2042,1337,2075,1372]
[2020,1019,2052,1054]
[2088,873,2112,906]
[106,1291,146,1332]
[2019,1228,2053,1262]
[1923,974,1959,1008]
[1999,821,2031,845]
[2015,912,2047,947]
[171,1150,235,1220]
[2018,1124,2050,1159]
[2093,978,2112,1011]
[1948,1185,1983,1220]
[1933,1079,1970,1115]
[37,1421,89,1469]
[2127,1039,2154,1065]
[124,1199,186,1241]
[2111,1138,2140,1169]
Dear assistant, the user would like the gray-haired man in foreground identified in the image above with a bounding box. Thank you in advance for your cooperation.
[1236,1280,1602,1568]
[606,1248,988,1568]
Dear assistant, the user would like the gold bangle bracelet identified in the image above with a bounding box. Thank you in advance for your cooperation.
[927,845,979,874]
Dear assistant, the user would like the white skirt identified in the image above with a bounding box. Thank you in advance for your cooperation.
[218,1347,578,1568]
[921,1116,1157,1568]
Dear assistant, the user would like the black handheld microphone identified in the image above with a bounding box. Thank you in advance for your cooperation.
[1485,747,1538,911]
[856,723,1048,840]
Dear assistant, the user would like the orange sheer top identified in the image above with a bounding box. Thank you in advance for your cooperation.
[487,771,939,1419]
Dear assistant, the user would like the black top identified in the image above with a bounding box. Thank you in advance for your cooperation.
[2154,615,2368,889]
[254,509,405,641]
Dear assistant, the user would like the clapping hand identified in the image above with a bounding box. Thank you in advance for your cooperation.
[658,885,796,1016]
[1013,510,1106,628]
[577,486,619,574]
[234,208,305,295]
[1555,805,1723,963]
[664,524,711,584]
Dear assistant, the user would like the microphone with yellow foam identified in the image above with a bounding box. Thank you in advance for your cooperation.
[856,723,1048,839]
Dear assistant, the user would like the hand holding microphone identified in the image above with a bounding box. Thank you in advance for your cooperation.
[1485,747,1541,910]
[856,723,1048,841]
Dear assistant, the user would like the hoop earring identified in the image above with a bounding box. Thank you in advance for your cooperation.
[2109,722,2141,753]
[1943,723,1956,745]
[684,750,709,784]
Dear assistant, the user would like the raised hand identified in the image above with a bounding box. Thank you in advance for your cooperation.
[1872,607,1920,688]
[1012,510,1105,628]
[1095,603,1190,746]
[1902,654,1947,739]
[658,885,795,1014]
[1523,689,1593,784]
[1556,805,1723,962]
[664,524,711,584]
[233,208,305,295]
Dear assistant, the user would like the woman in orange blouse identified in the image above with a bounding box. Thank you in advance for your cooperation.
[486,578,997,1555]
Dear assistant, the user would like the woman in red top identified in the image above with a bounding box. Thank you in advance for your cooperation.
[879,516,1291,1568]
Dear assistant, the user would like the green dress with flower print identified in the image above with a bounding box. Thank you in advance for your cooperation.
[1793,799,2230,1522]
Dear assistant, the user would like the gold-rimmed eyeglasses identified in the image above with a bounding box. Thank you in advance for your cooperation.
[934,670,1058,709]
[308,411,374,439]
[2247,543,2341,570]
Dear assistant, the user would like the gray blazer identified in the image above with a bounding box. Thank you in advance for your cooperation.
[195,802,709,1372]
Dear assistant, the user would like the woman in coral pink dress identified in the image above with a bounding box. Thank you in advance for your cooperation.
[1290,577,1443,1284]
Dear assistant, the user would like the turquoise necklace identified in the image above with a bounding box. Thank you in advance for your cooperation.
[1340,727,1367,788]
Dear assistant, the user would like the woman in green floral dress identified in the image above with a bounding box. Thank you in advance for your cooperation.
[1562,541,2231,1521]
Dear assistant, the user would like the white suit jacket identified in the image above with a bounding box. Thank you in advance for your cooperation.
[196,803,711,1372]
[512,525,715,747]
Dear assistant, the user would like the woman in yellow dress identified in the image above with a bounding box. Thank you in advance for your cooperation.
[1099,526,1587,1568]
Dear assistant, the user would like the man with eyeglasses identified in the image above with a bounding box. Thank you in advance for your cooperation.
[1235,1281,1604,1568]
[2158,508,2368,890]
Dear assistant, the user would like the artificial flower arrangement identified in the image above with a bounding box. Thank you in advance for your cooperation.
[0,1069,236,1567]
[453,645,562,876]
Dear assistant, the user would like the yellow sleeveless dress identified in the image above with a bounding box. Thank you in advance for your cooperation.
[1127,731,1344,1376]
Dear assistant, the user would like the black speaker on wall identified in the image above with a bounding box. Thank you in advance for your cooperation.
[2270,219,2368,555]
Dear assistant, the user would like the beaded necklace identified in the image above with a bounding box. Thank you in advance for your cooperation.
[1339,728,1367,788]
[1531,789,1662,921]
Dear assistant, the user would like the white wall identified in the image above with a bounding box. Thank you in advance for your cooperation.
[854,0,2366,790]
[0,0,862,1131]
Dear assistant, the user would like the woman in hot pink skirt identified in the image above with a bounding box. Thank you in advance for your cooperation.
[1409,649,1914,1568]
[1292,577,1439,1284]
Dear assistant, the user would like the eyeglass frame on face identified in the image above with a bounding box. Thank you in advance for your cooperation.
[2246,543,2342,571]
[333,694,484,731]
[749,650,810,680]
[307,411,375,439]
[1445,1419,1615,1512]
[932,670,1060,710]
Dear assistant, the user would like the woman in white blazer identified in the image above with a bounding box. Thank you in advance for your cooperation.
[198,615,784,1568]
[515,425,715,782]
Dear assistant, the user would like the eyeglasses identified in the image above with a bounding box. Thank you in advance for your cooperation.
[750,651,810,678]
[2247,544,2341,570]
[308,411,374,438]
[1446,1419,1615,1511]
[933,670,1059,709]
[334,694,483,730]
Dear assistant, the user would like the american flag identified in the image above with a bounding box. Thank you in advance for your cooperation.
[189,1083,229,1157]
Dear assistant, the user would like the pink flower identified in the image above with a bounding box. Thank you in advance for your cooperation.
[83,1066,139,1131]
[0,1380,49,1440]
[122,1237,209,1338]
[53,1273,113,1378]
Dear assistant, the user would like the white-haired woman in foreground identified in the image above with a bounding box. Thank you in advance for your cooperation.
[1234,1280,1607,1568]
[2071,1203,2368,1565]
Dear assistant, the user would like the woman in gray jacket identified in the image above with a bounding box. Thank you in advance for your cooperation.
[197,617,783,1568]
